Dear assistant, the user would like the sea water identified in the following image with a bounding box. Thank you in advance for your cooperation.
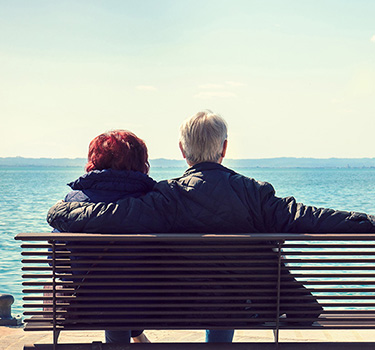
[1,165,375,315]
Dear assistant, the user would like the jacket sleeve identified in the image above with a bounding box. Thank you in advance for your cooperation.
[47,182,177,233]
[260,182,375,233]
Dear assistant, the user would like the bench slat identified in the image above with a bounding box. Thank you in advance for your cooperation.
[16,232,375,348]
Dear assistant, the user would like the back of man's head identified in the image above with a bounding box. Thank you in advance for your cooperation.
[179,110,228,165]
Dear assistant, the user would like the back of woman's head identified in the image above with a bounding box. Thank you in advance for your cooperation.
[85,130,150,174]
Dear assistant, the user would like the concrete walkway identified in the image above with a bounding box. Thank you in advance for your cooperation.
[1,325,374,350]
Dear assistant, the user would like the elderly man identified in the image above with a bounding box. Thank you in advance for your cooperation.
[48,110,375,342]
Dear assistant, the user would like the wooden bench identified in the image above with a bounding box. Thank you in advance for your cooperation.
[15,232,375,350]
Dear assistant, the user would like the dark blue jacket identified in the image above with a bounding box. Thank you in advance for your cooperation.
[60,168,157,267]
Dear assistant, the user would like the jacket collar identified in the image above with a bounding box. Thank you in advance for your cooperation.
[183,162,236,177]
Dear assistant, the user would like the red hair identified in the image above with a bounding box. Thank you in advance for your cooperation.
[85,130,150,174]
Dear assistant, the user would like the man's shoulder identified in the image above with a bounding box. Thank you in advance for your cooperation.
[232,172,275,198]
[221,166,273,189]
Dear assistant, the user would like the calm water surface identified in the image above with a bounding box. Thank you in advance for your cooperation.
[1,165,375,315]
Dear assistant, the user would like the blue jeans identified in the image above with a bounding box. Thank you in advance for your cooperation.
[105,329,234,343]
[206,329,234,342]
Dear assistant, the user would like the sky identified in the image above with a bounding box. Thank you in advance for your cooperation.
[0,0,374,160]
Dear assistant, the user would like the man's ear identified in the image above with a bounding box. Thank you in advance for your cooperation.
[179,141,186,159]
[221,139,228,158]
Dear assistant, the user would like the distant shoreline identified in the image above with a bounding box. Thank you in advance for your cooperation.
[1,157,375,168]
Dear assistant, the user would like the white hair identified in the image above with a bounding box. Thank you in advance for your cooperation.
[179,110,228,165]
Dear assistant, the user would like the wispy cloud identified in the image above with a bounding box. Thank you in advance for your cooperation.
[371,35,375,43]
[199,82,246,89]
[194,91,237,99]
[136,85,157,91]
[225,81,247,87]
[199,83,225,89]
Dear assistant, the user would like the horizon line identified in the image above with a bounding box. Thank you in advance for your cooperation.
[1,156,375,161]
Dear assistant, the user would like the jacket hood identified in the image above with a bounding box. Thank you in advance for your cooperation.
[68,169,156,194]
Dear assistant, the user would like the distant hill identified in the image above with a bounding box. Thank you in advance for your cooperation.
[1,156,375,168]
[0,157,87,167]
[223,157,375,168]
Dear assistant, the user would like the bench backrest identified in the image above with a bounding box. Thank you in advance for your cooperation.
[16,232,375,332]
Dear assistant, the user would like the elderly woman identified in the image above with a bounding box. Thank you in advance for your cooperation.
[63,130,155,344]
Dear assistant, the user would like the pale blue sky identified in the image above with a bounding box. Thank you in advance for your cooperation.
[1,0,374,159]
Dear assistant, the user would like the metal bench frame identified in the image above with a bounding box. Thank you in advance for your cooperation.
[15,232,375,350]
